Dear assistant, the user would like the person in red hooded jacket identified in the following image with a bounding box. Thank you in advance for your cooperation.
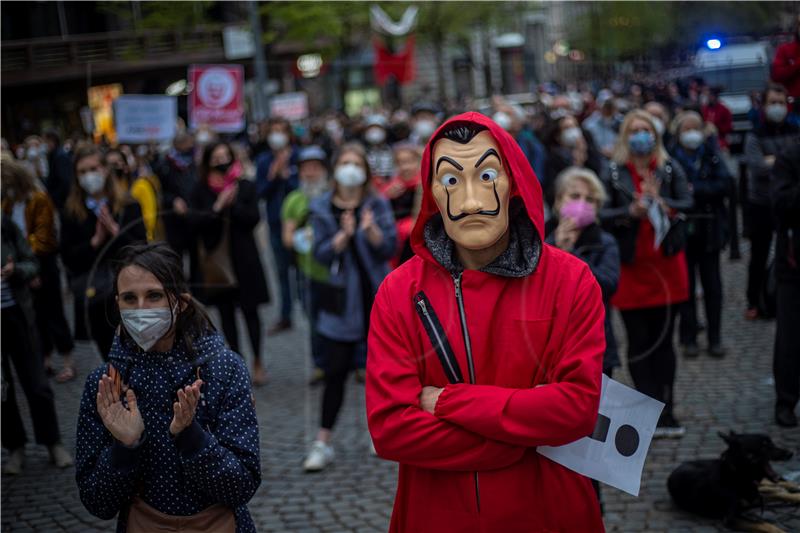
[366,112,605,532]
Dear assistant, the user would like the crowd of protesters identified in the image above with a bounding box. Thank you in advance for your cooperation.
[1,40,799,507]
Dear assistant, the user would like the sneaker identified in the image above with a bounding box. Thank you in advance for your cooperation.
[776,406,799,428]
[2,447,25,475]
[708,344,727,358]
[48,444,74,468]
[682,343,700,358]
[654,414,686,439]
[303,440,334,472]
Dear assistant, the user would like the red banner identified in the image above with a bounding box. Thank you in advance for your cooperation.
[189,64,245,133]
[373,36,416,86]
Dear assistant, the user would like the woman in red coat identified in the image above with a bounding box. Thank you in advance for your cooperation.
[366,112,605,532]
[601,110,692,438]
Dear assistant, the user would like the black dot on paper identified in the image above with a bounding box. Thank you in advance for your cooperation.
[615,425,640,457]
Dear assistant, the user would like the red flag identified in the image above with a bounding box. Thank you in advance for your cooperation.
[373,35,416,85]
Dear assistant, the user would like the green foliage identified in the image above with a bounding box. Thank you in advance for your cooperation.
[98,1,215,31]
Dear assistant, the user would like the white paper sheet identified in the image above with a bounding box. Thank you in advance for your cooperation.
[536,375,664,496]
[647,199,670,250]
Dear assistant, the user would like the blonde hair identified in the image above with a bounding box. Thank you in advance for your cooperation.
[612,109,670,168]
[554,166,607,209]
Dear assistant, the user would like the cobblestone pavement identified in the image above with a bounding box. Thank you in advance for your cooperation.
[2,241,799,532]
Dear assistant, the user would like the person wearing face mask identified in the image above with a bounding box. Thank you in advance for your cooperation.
[700,86,733,152]
[254,118,298,335]
[107,148,163,242]
[42,129,74,210]
[159,132,201,282]
[545,166,620,511]
[492,101,548,186]
[22,135,50,184]
[1,156,76,383]
[601,110,693,438]
[543,114,602,208]
[409,102,442,147]
[190,142,271,386]
[303,143,396,471]
[582,94,620,160]
[668,111,732,358]
[743,83,800,320]
[281,145,331,385]
[1,210,73,475]
[75,242,261,533]
[363,115,395,183]
[60,144,146,360]
[546,167,620,377]
[375,142,424,267]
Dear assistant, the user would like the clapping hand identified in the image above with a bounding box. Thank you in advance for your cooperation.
[554,216,579,251]
[213,184,238,213]
[169,380,203,436]
[98,205,120,237]
[341,209,356,237]
[96,374,145,448]
[359,207,375,232]
[1,255,14,281]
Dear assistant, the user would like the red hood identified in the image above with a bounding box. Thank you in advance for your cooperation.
[411,112,544,264]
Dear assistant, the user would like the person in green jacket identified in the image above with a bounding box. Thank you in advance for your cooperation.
[281,145,331,385]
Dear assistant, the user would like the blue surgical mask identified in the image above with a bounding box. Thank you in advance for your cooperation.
[628,131,655,156]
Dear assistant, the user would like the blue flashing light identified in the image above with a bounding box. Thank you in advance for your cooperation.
[706,38,722,50]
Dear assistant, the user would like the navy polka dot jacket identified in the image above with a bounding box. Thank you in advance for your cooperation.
[75,331,261,532]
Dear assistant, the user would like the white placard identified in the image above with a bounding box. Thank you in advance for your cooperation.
[223,26,255,60]
[114,95,177,143]
[269,92,309,121]
[537,375,664,496]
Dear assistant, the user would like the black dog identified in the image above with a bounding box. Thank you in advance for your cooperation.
[668,431,794,532]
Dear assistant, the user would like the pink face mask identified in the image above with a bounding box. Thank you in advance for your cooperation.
[559,199,596,228]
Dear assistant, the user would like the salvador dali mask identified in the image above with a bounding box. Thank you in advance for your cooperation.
[430,130,511,251]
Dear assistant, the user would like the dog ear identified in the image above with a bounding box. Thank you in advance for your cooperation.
[718,431,737,445]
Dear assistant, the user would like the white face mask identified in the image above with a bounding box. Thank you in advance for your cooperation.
[120,305,176,352]
[679,129,704,150]
[334,163,367,187]
[560,126,583,148]
[79,171,106,195]
[765,104,788,123]
[651,117,665,137]
[196,131,212,145]
[268,132,289,151]
[365,127,386,145]
[413,119,437,140]
[492,112,513,131]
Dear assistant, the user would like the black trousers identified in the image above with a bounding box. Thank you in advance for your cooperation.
[679,247,723,347]
[217,300,261,362]
[1,305,61,450]
[746,204,775,310]
[320,336,358,430]
[621,305,677,417]
[32,254,74,356]
[774,281,800,411]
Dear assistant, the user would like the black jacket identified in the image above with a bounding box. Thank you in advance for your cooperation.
[771,140,800,282]
[545,220,621,373]
[600,159,693,263]
[189,179,270,309]
[46,146,74,210]
[669,139,731,253]
[60,200,146,339]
